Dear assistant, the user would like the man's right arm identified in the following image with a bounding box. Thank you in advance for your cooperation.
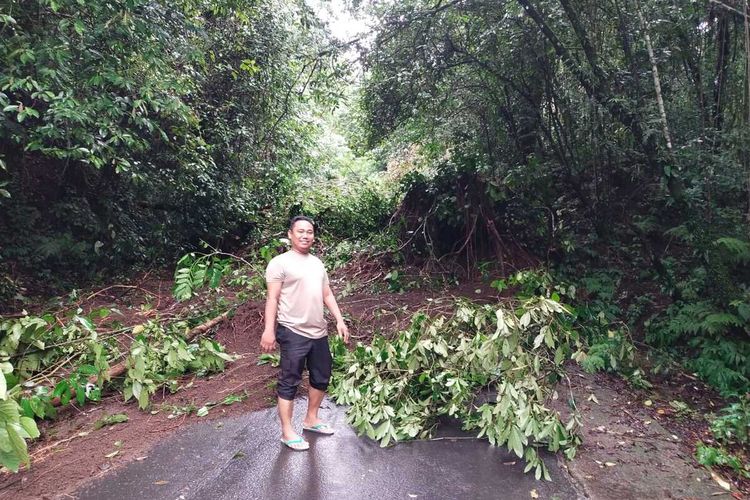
[260,281,282,352]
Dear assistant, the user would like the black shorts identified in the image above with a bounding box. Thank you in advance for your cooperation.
[276,325,332,401]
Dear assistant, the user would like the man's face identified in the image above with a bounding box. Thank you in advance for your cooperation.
[288,220,314,253]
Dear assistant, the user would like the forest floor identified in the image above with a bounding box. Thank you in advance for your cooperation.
[0,266,746,499]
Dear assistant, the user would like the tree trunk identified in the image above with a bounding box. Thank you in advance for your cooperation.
[636,0,674,153]
[713,9,732,137]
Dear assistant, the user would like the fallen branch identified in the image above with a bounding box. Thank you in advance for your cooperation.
[107,310,232,381]
[50,310,232,406]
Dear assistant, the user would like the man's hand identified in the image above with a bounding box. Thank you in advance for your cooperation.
[336,320,350,344]
[260,329,277,352]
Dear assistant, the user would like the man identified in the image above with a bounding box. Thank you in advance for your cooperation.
[260,215,349,451]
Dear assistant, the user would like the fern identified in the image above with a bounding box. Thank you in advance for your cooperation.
[711,401,750,446]
[653,301,714,343]
[714,237,750,264]
[579,350,606,373]
[648,299,749,394]
[690,355,749,395]
[578,331,635,374]
[664,223,695,245]
[173,264,206,301]
[653,301,745,343]
[702,313,744,335]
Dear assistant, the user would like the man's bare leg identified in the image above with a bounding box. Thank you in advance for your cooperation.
[303,387,325,427]
[278,397,299,441]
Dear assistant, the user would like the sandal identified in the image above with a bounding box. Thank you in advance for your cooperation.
[280,437,309,451]
[302,422,335,435]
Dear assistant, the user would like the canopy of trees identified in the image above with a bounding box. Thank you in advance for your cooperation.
[357,0,750,395]
[0,0,343,289]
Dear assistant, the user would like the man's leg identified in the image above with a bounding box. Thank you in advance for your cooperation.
[278,397,297,441]
[276,326,309,441]
[303,336,333,428]
[303,387,326,427]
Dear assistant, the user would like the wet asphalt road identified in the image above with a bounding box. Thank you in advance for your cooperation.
[77,399,582,500]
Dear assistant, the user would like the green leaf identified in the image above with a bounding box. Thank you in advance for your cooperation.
[6,424,29,466]
[0,449,21,472]
[0,400,20,424]
[75,315,96,333]
[78,364,99,375]
[137,388,150,410]
[75,385,85,405]
[0,428,11,452]
[93,413,129,430]
[19,417,39,439]
[257,353,280,367]
[508,426,524,458]
[131,380,142,400]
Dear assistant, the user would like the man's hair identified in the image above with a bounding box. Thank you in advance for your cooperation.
[288,215,316,231]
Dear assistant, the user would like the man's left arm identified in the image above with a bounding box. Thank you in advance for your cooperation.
[323,284,349,344]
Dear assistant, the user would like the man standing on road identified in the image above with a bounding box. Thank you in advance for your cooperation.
[260,215,349,451]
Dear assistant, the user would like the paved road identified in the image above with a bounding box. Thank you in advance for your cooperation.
[77,399,582,500]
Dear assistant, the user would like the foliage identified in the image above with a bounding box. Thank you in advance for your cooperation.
[173,252,233,302]
[648,297,750,396]
[0,311,111,471]
[354,0,750,401]
[643,226,750,395]
[696,396,750,480]
[1,309,115,401]
[173,238,286,303]
[710,399,750,447]
[0,399,39,472]
[0,0,343,293]
[575,331,635,375]
[123,320,235,409]
[505,268,639,377]
[92,413,129,430]
[257,353,280,367]
[298,178,395,241]
[329,295,583,479]
[696,443,749,479]
[696,397,750,480]
[0,299,234,471]
[383,270,404,293]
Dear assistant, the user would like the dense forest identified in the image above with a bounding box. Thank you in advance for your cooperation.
[1,0,749,488]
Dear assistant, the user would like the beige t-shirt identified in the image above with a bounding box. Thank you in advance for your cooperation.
[265,250,329,339]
